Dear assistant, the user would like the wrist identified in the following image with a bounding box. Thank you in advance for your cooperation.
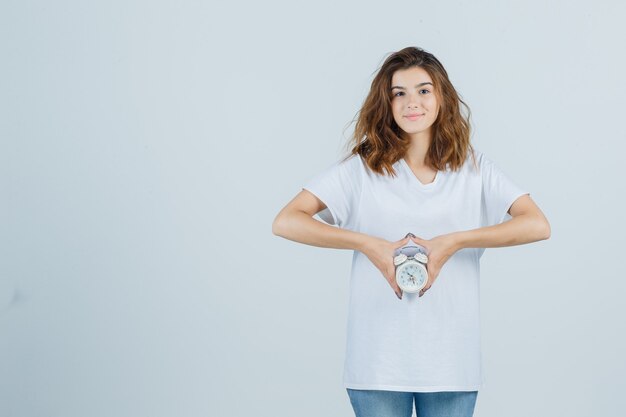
[448,231,465,252]
[356,233,379,254]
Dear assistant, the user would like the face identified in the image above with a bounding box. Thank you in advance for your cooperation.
[390,66,440,140]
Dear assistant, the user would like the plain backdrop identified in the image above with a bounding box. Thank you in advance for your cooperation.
[1,1,625,416]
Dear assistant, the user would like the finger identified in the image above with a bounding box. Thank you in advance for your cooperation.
[387,266,396,281]
[394,282,403,299]
[387,268,402,299]
[385,270,396,289]
[387,276,401,298]
[412,234,429,244]
[395,236,412,247]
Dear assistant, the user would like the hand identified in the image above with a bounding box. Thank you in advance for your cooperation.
[409,234,461,297]
[361,235,413,300]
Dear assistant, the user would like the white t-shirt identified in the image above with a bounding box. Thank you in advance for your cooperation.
[302,148,529,393]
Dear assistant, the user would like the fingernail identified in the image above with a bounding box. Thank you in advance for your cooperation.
[397,293,402,300]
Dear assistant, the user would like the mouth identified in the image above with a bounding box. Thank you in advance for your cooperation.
[404,114,424,121]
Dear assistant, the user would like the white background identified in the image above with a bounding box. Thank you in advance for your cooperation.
[1,1,625,416]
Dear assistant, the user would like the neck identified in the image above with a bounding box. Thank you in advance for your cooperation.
[403,130,432,167]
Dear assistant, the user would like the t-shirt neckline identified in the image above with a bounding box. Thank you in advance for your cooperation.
[399,157,441,190]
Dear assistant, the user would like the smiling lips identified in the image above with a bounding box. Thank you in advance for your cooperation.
[404,113,424,121]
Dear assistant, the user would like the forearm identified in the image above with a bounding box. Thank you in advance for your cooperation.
[272,211,372,251]
[452,214,551,250]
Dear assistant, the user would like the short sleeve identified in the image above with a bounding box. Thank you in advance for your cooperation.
[479,152,530,228]
[302,154,363,229]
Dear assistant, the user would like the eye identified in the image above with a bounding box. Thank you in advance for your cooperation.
[393,91,404,97]
[420,89,431,94]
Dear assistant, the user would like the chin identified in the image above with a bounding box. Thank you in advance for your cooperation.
[403,127,426,134]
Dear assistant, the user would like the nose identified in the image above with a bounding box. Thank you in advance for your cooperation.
[406,91,421,109]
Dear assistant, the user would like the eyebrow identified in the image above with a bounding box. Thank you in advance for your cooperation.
[390,82,433,90]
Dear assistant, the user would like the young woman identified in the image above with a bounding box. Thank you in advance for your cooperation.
[272,46,550,417]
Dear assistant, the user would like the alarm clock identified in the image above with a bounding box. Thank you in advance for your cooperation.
[393,234,429,294]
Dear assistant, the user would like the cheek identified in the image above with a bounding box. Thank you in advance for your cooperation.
[427,100,439,117]
[391,101,398,122]
[425,96,438,108]
[392,102,404,120]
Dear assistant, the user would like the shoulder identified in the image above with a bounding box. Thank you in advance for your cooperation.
[333,153,368,177]
[450,148,485,176]
[339,153,365,168]
[468,148,496,172]
[453,148,505,181]
[307,153,366,191]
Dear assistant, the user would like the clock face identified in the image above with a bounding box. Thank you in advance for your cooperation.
[396,262,428,293]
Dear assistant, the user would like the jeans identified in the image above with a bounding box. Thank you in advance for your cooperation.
[346,388,478,417]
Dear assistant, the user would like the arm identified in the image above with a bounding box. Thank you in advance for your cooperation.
[451,194,551,251]
[272,189,411,299]
[272,189,372,251]
[412,194,551,296]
